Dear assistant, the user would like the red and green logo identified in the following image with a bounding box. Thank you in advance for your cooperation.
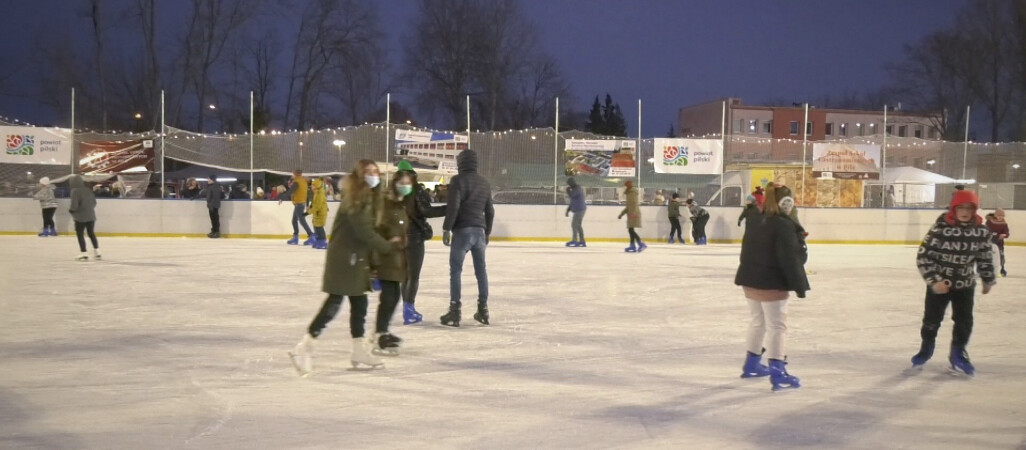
[6,134,34,156]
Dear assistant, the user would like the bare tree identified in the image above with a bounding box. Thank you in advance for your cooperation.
[88,0,109,130]
[134,0,161,130]
[958,0,1020,141]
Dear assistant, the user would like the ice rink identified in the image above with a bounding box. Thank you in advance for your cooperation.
[1,235,1024,449]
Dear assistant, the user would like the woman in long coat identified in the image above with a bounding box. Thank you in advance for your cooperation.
[618,180,645,252]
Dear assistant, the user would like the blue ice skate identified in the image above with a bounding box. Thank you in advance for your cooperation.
[769,359,800,391]
[565,241,579,247]
[402,302,423,325]
[949,346,975,376]
[741,351,771,378]
[910,341,935,367]
[47,226,58,236]
[668,237,675,244]
[286,234,299,245]
[624,244,637,253]
[636,241,647,252]
[302,235,316,246]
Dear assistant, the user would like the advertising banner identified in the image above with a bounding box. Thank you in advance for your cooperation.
[812,143,881,180]
[394,130,467,174]
[564,139,636,177]
[1,126,73,165]
[78,139,155,174]
[653,138,723,175]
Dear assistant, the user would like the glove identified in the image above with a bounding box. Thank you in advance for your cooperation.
[737,221,742,227]
[442,230,451,246]
[371,278,381,292]
[796,290,806,299]
[618,213,625,219]
[565,210,570,217]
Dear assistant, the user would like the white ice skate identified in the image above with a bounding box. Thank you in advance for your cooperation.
[76,252,89,261]
[351,337,384,369]
[92,249,102,261]
[288,334,315,376]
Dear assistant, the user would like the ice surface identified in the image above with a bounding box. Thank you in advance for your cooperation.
[1,236,1024,449]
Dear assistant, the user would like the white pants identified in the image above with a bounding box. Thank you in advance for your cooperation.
[746,299,788,360]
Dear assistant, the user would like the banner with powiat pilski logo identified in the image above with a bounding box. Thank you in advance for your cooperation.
[653,138,723,174]
[1,126,73,165]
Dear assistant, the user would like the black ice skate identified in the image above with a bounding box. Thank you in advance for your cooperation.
[372,333,402,356]
[440,308,461,327]
[473,306,489,325]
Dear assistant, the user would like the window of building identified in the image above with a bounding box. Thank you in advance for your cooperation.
[762,121,772,133]
[914,125,923,138]
[733,119,744,133]
[825,123,834,135]
[886,125,893,135]
[748,119,757,134]
[839,123,848,136]
[806,122,813,136]
[856,123,864,136]
[898,125,907,137]
[869,123,877,134]
[789,121,799,135]
[927,128,936,139]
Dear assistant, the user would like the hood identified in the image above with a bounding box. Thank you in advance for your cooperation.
[312,178,324,191]
[456,149,478,173]
[566,177,577,187]
[945,189,982,226]
[397,160,415,173]
[68,174,85,189]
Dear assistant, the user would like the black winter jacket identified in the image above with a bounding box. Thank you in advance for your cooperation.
[917,214,996,290]
[205,181,222,209]
[405,184,446,240]
[738,204,759,227]
[734,213,810,297]
[442,150,495,235]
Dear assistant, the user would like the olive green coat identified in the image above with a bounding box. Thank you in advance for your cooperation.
[322,194,397,296]
[372,195,409,282]
[620,187,642,228]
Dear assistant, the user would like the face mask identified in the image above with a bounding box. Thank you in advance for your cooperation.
[778,196,795,214]
[396,184,413,197]
[364,175,380,188]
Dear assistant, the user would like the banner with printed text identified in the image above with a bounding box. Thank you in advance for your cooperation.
[563,139,636,177]
[812,143,881,180]
[78,139,155,174]
[653,138,723,175]
[1,126,73,165]
[394,130,467,174]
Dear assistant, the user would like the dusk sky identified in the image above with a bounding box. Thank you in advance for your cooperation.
[1,0,967,134]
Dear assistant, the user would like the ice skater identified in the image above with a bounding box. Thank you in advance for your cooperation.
[734,184,809,391]
[203,175,221,238]
[369,170,417,355]
[280,169,315,245]
[396,160,446,325]
[68,175,101,261]
[308,178,329,249]
[686,198,710,245]
[911,189,996,375]
[985,209,1009,277]
[618,180,645,252]
[738,195,759,228]
[667,192,684,244]
[565,176,587,247]
[440,149,494,327]
[33,177,58,236]
[288,160,402,375]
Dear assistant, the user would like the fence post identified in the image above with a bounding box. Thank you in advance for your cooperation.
[637,99,642,190]
[720,101,726,205]
[962,105,970,180]
[70,87,76,174]
[882,104,888,208]
[801,103,809,206]
[553,97,559,205]
[249,90,254,198]
[160,89,165,197]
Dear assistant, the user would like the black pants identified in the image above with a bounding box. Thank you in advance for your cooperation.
[377,280,401,333]
[628,228,641,246]
[208,208,220,233]
[402,235,426,305]
[668,217,683,241]
[308,294,368,338]
[996,241,1005,272]
[920,288,975,348]
[74,221,99,252]
[42,207,56,229]
[692,214,709,242]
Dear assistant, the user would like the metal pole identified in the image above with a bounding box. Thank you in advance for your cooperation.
[720,101,726,206]
[160,90,165,197]
[637,98,642,190]
[249,90,254,199]
[882,104,888,208]
[70,87,76,173]
[385,92,391,185]
[801,103,809,205]
[962,105,970,180]
[553,97,559,204]
[466,95,471,147]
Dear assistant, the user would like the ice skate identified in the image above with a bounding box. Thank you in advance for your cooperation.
[740,351,771,378]
[624,244,637,253]
[473,305,490,325]
[440,307,461,327]
[372,333,402,356]
[207,232,221,238]
[286,234,299,245]
[302,235,315,246]
[47,226,58,236]
[312,238,328,250]
[92,249,102,261]
[565,240,578,247]
[288,334,315,376]
[949,346,975,376]
[351,337,384,369]
[1000,269,1007,277]
[668,237,675,244]
[37,228,48,237]
[768,359,800,391]
[577,241,587,248]
[910,341,935,367]
[636,241,647,252]
[76,252,89,261]
[402,302,423,325]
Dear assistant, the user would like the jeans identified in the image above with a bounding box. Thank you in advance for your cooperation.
[668,217,683,241]
[308,294,369,338]
[402,235,426,305]
[376,280,401,333]
[449,227,488,309]
[42,207,56,229]
[692,214,709,242]
[746,299,788,360]
[920,288,975,348]
[74,221,99,252]
[570,210,586,242]
[292,203,313,236]
[208,207,220,233]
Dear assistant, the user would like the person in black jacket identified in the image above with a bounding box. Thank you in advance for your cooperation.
[396,160,447,325]
[440,149,495,327]
[734,184,809,391]
[203,175,222,238]
[738,195,759,227]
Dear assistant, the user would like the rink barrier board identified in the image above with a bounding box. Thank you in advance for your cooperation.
[0,198,1022,246]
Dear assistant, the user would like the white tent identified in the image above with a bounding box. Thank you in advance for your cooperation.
[867,166,957,206]
[875,166,958,185]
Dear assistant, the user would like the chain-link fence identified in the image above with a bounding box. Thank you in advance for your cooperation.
[2,119,1025,209]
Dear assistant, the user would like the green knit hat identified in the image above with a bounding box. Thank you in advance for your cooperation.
[397,160,415,173]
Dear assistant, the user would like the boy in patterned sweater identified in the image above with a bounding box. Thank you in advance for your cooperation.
[912,189,996,375]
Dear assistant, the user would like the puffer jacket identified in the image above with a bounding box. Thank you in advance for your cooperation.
[33,185,58,209]
[566,177,586,213]
[442,150,495,235]
[917,206,996,290]
[291,177,309,205]
[68,175,97,223]
[309,179,329,228]
[405,183,446,240]
[734,213,810,298]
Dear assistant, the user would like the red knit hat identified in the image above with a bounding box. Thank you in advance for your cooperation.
[945,189,982,225]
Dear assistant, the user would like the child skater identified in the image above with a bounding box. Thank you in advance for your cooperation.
[308,178,329,249]
[288,160,402,375]
[33,177,58,236]
[985,209,1009,277]
[369,170,416,355]
[911,189,996,375]
[734,184,809,391]
[618,180,645,252]
[738,195,759,228]
[667,193,685,244]
[68,175,101,261]
[686,198,710,245]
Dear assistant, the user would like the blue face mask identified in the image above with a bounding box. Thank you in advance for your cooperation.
[364,175,380,188]
[396,184,413,197]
